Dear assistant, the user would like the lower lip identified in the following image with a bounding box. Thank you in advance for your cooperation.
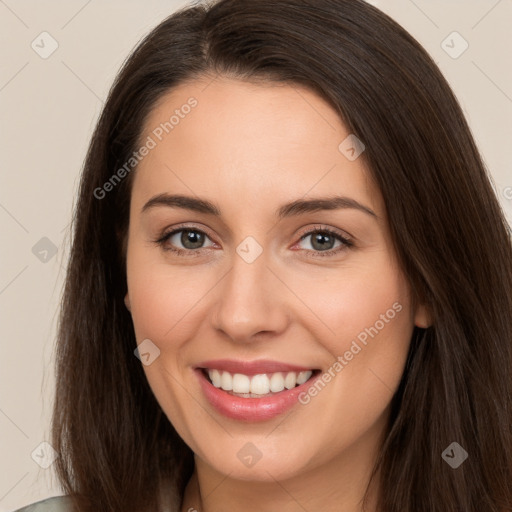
[195,369,320,422]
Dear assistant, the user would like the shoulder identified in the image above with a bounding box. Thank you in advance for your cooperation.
[12,496,73,512]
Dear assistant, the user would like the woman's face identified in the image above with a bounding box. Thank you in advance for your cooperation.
[124,76,428,482]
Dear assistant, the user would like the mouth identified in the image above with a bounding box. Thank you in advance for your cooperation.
[200,367,320,398]
[194,360,322,422]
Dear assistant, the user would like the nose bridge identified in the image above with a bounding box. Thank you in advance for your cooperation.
[212,242,287,341]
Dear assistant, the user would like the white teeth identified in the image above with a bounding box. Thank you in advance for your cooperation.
[221,371,232,391]
[296,370,312,385]
[250,374,270,395]
[232,373,251,393]
[269,372,285,392]
[284,371,297,389]
[207,369,313,394]
[210,369,222,387]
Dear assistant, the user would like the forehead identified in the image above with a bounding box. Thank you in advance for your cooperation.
[132,76,383,217]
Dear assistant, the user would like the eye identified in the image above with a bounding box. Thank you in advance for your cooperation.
[155,227,216,254]
[154,224,353,258]
[295,226,353,257]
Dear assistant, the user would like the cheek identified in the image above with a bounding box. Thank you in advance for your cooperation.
[126,252,210,443]
[126,253,213,343]
[292,260,413,403]
[286,258,412,351]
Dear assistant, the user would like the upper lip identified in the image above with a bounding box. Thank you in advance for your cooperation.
[196,359,317,376]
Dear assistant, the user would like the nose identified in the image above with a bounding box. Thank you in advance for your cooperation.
[211,246,289,343]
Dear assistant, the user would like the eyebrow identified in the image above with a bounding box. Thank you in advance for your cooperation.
[141,193,377,219]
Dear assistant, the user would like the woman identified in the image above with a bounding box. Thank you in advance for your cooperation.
[16,0,512,511]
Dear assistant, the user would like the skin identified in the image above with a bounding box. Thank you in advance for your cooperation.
[124,76,430,512]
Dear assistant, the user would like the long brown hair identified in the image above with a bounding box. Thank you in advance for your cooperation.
[52,0,512,510]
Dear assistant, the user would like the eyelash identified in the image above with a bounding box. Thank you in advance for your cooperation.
[153,224,354,258]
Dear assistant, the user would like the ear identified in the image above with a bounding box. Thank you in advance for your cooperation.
[414,303,432,328]
[124,293,131,312]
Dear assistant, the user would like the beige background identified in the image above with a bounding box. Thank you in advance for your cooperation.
[0,0,510,510]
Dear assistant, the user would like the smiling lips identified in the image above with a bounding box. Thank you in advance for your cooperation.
[195,359,320,421]
[206,368,313,396]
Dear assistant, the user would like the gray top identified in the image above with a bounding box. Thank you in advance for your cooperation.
[12,497,72,512]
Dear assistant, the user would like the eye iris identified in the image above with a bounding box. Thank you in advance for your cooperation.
[181,230,204,249]
[311,232,335,251]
